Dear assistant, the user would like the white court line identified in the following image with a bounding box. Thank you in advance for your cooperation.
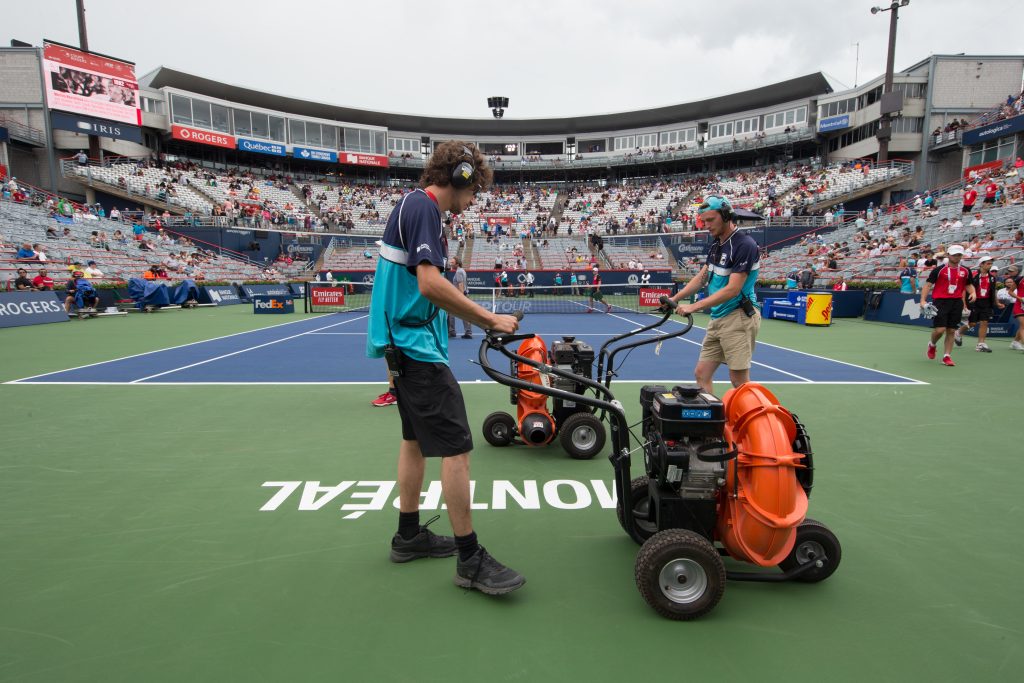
[6,380,923,386]
[602,310,813,383]
[620,311,927,385]
[5,313,338,384]
[127,315,368,383]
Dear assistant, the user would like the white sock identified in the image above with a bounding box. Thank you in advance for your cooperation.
[928,342,936,348]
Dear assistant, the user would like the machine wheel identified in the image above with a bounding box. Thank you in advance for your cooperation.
[616,477,658,543]
[559,412,606,460]
[635,529,726,621]
[482,412,516,447]
[778,518,841,583]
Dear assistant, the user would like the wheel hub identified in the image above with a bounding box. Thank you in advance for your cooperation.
[658,558,707,604]
[572,426,596,449]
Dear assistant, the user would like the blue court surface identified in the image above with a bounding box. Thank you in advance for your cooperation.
[8,311,924,385]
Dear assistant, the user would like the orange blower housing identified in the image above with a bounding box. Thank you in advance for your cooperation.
[716,383,809,566]
[514,336,555,446]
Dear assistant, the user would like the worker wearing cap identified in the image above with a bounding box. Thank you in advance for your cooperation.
[920,245,976,366]
[955,255,1003,353]
[665,195,760,394]
[1003,265,1024,352]
[962,185,978,214]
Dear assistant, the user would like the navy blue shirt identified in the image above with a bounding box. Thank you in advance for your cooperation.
[366,189,450,363]
[704,229,760,318]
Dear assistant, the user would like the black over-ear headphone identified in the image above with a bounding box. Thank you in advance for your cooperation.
[450,145,476,189]
[698,195,735,223]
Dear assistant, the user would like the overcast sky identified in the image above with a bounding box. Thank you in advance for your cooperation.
[8,0,1024,119]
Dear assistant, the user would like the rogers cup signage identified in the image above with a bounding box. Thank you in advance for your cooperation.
[638,288,672,307]
[311,287,346,306]
[340,152,389,168]
[172,125,236,149]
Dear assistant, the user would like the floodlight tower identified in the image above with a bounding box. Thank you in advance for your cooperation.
[488,96,509,119]
[870,0,909,163]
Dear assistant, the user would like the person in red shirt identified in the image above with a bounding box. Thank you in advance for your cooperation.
[1004,265,1024,351]
[955,255,1002,352]
[31,267,54,291]
[983,178,998,205]
[920,245,976,366]
[961,185,978,214]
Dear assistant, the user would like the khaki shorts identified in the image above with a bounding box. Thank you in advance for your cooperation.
[699,309,761,370]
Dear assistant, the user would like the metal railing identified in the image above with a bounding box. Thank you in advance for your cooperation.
[0,115,46,146]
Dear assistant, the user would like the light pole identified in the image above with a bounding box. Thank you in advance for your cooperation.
[871,0,909,163]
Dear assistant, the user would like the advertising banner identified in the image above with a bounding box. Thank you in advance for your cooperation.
[51,110,142,143]
[962,159,1004,179]
[240,284,294,299]
[238,138,286,157]
[293,146,338,163]
[638,288,672,307]
[311,287,346,307]
[42,41,141,126]
[339,152,389,168]
[252,295,294,314]
[172,125,235,149]
[0,291,69,328]
[485,216,514,226]
[961,115,1024,147]
[201,286,242,306]
[818,114,851,133]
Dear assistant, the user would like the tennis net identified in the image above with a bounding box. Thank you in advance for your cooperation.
[305,281,676,314]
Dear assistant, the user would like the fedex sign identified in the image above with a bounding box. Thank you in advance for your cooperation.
[340,152,389,168]
[252,295,294,314]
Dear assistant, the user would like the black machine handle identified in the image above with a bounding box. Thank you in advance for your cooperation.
[597,295,694,387]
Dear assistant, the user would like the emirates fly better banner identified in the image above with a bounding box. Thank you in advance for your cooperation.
[42,41,142,126]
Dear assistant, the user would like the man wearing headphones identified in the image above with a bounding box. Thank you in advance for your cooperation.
[664,196,761,395]
[366,141,525,595]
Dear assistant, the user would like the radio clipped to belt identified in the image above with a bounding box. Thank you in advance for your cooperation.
[383,313,404,378]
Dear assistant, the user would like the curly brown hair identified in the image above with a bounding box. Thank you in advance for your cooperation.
[419,141,492,193]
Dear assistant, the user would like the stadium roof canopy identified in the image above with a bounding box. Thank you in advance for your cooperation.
[141,67,832,136]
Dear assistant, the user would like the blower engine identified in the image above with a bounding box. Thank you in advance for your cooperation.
[482,336,606,459]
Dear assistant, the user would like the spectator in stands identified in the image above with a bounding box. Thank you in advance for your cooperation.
[75,150,88,166]
[109,206,121,221]
[833,275,848,292]
[962,185,978,214]
[113,229,127,244]
[798,263,816,290]
[969,213,985,231]
[84,261,104,278]
[142,265,159,280]
[984,177,999,205]
[950,217,963,231]
[45,226,58,239]
[16,243,37,260]
[13,267,33,290]
[1014,230,1024,246]
[32,268,53,291]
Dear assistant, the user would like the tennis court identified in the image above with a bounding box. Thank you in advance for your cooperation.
[1,305,1021,682]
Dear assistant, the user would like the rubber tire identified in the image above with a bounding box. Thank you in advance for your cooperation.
[558,411,606,460]
[635,529,726,621]
[482,411,516,447]
[778,518,842,583]
[616,476,659,543]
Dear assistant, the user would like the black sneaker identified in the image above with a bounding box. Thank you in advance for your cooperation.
[389,515,456,563]
[454,546,525,595]
[461,333,473,339]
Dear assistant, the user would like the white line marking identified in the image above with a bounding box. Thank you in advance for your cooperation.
[5,313,339,384]
[127,315,368,383]
[5,379,925,386]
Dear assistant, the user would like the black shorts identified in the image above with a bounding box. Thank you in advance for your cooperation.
[968,303,993,324]
[933,298,964,329]
[393,359,473,457]
[983,197,996,204]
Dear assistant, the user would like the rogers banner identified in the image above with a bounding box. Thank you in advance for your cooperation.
[42,41,141,126]
[311,287,346,306]
[340,152,389,168]
[485,216,513,226]
[638,288,672,308]
[962,159,1003,179]
[172,125,236,149]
